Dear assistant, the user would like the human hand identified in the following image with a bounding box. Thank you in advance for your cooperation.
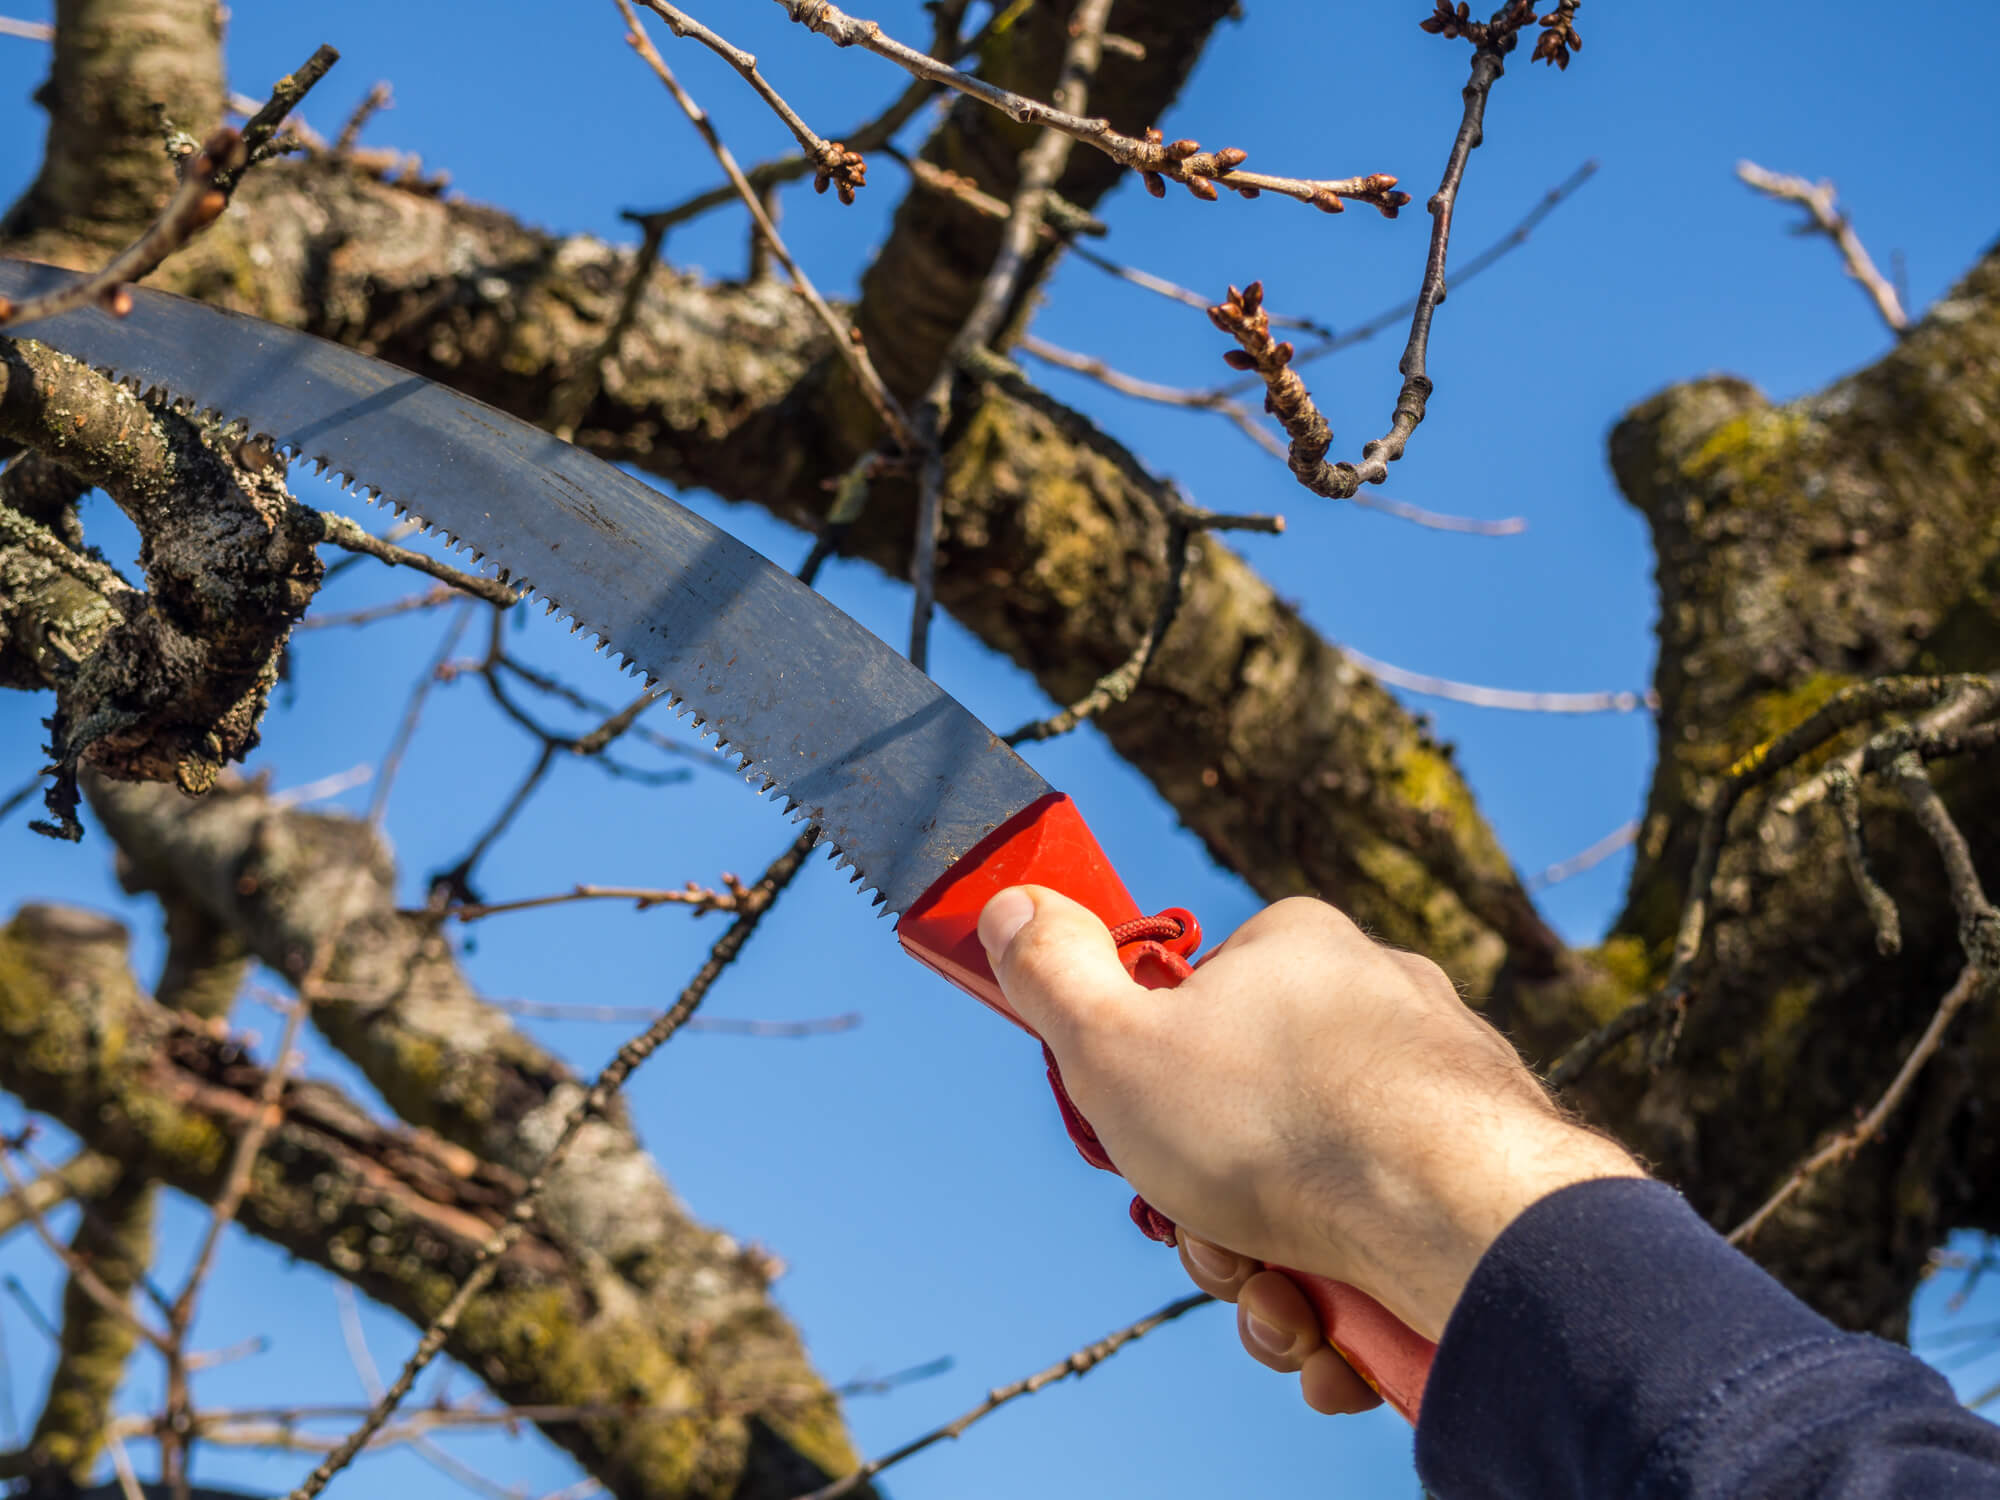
[977,888,1640,1368]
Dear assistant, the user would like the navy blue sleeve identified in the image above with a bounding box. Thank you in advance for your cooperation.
[1413,1177,2000,1499]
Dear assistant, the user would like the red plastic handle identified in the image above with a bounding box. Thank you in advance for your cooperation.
[898,792,1436,1423]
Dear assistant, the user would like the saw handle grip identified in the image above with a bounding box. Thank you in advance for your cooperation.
[897,792,1436,1424]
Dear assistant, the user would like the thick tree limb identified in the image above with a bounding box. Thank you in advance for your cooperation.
[0,335,322,833]
[0,901,864,1500]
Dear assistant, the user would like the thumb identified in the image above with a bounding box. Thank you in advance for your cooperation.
[977,885,1137,1043]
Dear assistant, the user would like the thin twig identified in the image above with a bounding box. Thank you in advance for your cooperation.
[1825,767,1900,956]
[441,877,756,923]
[909,0,1116,670]
[0,129,245,329]
[1525,818,1639,892]
[332,82,393,156]
[889,149,1106,237]
[1728,965,1987,1245]
[220,45,341,192]
[159,973,316,1499]
[0,17,53,41]
[294,585,459,631]
[1215,158,1598,394]
[638,2,866,201]
[1069,242,1331,334]
[106,1431,149,1500]
[1888,750,2000,973]
[313,513,521,607]
[616,0,916,451]
[773,0,1408,216]
[1019,335,1526,535]
[334,1283,521,1500]
[1547,675,1992,1087]
[1005,496,1207,745]
[1772,676,2000,819]
[1205,20,1533,500]
[0,1148,167,1357]
[281,831,818,1500]
[0,774,41,822]
[625,0,980,233]
[368,601,475,824]
[0,1150,119,1243]
[1737,159,1908,334]
[792,1292,1215,1500]
[1338,641,1653,714]
[547,217,668,443]
[492,999,861,1035]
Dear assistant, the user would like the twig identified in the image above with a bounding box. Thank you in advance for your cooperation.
[281,831,818,1500]
[1244,158,1597,390]
[909,0,1116,670]
[772,0,1408,216]
[1728,965,1987,1246]
[335,1283,520,1500]
[624,0,981,234]
[1737,159,1908,335]
[1526,819,1639,892]
[313,513,522,607]
[0,17,52,41]
[0,1150,119,1243]
[1,1275,56,1345]
[0,774,41,822]
[106,1431,149,1500]
[638,2,866,201]
[159,977,315,1499]
[1825,767,1900,956]
[0,1148,167,1357]
[1547,675,1992,1087]
[547,217,668,443]
[491,999,860,1035]
[332,82,393,156]
[1019,333,1294,454]
[1021,335,1525,535]
[0,129,245,329]
[615,0,916,451]
[487,655,713,764]
[1888,750,2000,973]
[220,44,342,191]
[294,585,459,631]
[1069,242,1330,334]
[431,618,690,898]
[1005,496,1214,745]
[1338,640,1653,714]
[889,149,1106,238]
[1771,676,1999,819]
[1204,20,1528,501]
[369,601,475,824]
[441,877,756,923]
[792,1292,1214,1500]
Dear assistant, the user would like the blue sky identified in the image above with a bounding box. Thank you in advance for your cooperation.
[2,2,1998,1496]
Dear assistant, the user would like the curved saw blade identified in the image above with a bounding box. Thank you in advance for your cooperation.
[0,258,1051,914]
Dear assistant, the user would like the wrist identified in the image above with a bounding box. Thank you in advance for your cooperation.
[1342,1119,1643,1341]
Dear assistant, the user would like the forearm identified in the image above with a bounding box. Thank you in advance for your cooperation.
[1417,1178,2000,1499]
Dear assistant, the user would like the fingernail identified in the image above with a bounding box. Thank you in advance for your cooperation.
[1185,1239,1239,1281]
[978,888,1035,962]
[1245,1314,1297,1358]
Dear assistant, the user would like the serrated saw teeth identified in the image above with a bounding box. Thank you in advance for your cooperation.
[0,284,1063,923]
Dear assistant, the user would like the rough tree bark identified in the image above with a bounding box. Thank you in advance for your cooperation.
[2,0,1998,1491]
[0,901,859,1500]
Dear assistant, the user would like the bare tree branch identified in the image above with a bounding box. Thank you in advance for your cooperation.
[1737,159,1909,334]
